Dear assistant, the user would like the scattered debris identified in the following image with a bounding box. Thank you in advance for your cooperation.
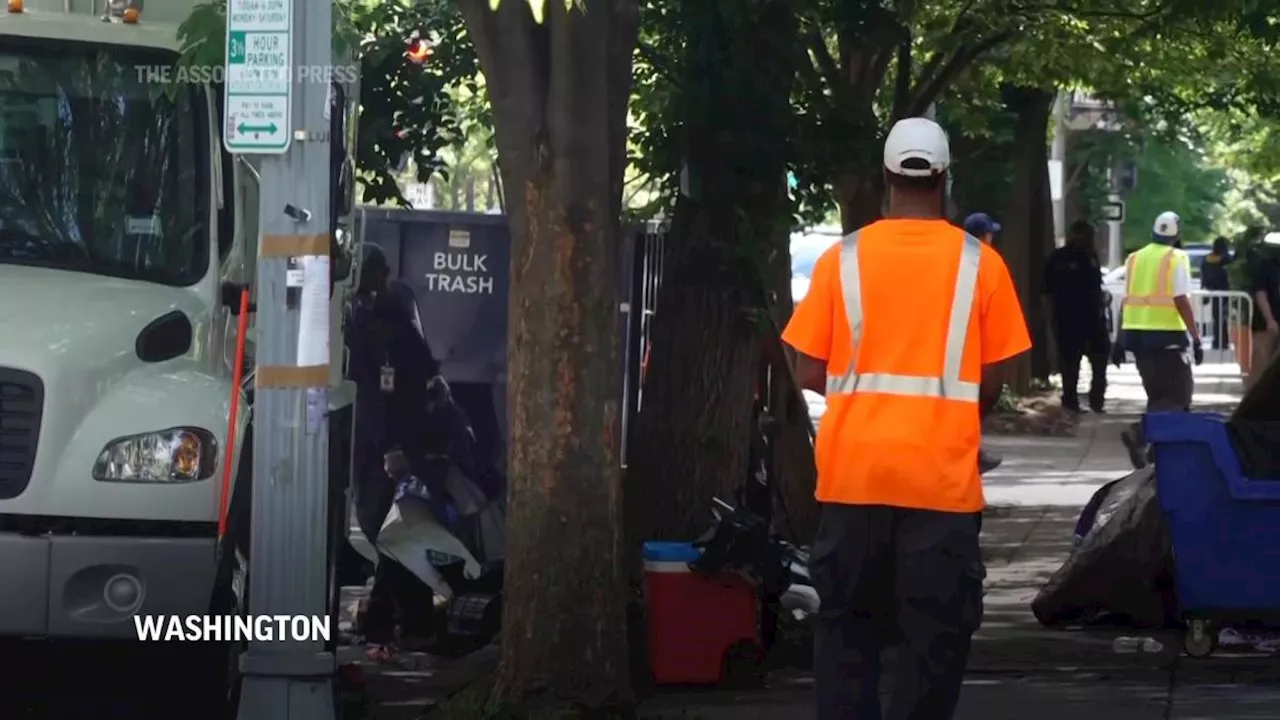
[986,395,1079,437]
[1218,627,1280,654]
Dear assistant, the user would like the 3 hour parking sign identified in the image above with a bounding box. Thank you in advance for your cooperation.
[223,0,292,153]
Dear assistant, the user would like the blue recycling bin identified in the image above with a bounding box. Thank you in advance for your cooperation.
[1145,412,1280,617]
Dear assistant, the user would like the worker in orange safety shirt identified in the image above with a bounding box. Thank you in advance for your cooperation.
[782,117,1032,719]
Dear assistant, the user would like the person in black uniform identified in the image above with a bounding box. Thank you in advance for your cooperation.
[346,244,441,661]
[1043,220,1110,412]
[1200,237,1231,350]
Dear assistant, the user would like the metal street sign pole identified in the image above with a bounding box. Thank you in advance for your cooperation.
[227,0,336,714]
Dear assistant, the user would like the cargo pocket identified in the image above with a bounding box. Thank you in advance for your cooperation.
[959,558,987,633]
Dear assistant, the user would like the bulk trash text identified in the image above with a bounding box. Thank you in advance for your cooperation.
[425,252,494,294]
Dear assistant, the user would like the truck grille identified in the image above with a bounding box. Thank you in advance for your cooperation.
[0,369,42,500]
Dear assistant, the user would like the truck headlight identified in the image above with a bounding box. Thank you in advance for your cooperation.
[93,428,217,483]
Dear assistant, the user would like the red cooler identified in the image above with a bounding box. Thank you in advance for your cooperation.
[643,541,760,685]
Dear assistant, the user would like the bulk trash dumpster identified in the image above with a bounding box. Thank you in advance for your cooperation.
[1145,411,1280,657]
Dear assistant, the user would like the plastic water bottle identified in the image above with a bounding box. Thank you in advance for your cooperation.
[1113,636,1164,653]
[1112,636,1142,653]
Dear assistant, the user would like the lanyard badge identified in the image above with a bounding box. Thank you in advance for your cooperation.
[380,364,395,393]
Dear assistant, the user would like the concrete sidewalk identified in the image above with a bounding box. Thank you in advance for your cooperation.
[638,665,1280,718]
[353,363,1269,718]
[973,363,1244,671]
[639,363,1276,718]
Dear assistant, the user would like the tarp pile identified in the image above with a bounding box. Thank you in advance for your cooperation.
[1033,351,1280,640]
[1031,467,1178,628]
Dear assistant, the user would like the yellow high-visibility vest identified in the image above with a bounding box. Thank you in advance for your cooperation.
[1121,243,1188,331]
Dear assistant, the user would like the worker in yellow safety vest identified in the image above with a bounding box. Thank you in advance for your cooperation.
[1109,211,1203,468]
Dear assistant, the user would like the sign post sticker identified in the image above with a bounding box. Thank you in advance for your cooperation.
[1102,201,1125,223]
[223,0,292,154]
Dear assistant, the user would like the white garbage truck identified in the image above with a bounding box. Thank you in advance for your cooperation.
[0,0,358,681]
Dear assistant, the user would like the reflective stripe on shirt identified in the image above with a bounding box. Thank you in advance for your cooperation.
[1124,247,1178,307]
[825,231,983,402]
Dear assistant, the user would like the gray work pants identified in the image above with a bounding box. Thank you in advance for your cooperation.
[812,504,984,720]
[1131,348,1193,442]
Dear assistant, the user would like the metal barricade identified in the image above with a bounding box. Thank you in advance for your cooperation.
[1107,289,1253,369]
[1191,290,1253,367]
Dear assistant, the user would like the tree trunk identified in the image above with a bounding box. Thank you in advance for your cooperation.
[458,0,639,708]
[763,325,819,542]
[768,180,794,327]
[627,0,803,549]
[835,170,883,233]
[998,85,1056,392]
[1036,158,1057,381]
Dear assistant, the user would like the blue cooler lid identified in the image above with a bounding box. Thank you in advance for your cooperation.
[642,541,701,563]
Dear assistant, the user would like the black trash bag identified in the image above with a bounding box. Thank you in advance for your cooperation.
[1071,472,1146,547]
[1226,421,1280,480]
[690,500,791,599]
[1230,349,1280,478]
[1032,467,1179,628]
[1234,345,1280,423]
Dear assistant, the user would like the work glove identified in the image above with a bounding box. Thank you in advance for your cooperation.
[1192,341,1204,366]
[1110,339,1125,368]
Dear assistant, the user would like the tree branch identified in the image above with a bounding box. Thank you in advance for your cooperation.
[836,28,866,89]
[890,32,911,120]
[805,26,842,94]
[868,47,896,101]
[1065,149,1094,190]
[1012,0,1173,20]
[636,39,679,88]
[907,30,1016,116]
[910,0,974,97]
[456,0,550,193]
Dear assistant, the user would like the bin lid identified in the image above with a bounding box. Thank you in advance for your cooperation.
[642,541,700,563]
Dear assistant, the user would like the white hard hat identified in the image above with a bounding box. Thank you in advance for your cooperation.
[1264,232,1280,246]
[883,117,950,177]
[1152,211,1179,238]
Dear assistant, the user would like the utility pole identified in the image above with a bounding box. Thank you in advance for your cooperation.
[224,0,335,714]
[1107,192,1123,268]
[1050,92,1067,247]
[1106,165,1123,269]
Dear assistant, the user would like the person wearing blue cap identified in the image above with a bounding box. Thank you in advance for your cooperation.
[964,213,1001,244]
[962,213,1006,474]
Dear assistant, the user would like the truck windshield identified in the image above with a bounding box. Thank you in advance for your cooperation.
[0,40,208,286]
